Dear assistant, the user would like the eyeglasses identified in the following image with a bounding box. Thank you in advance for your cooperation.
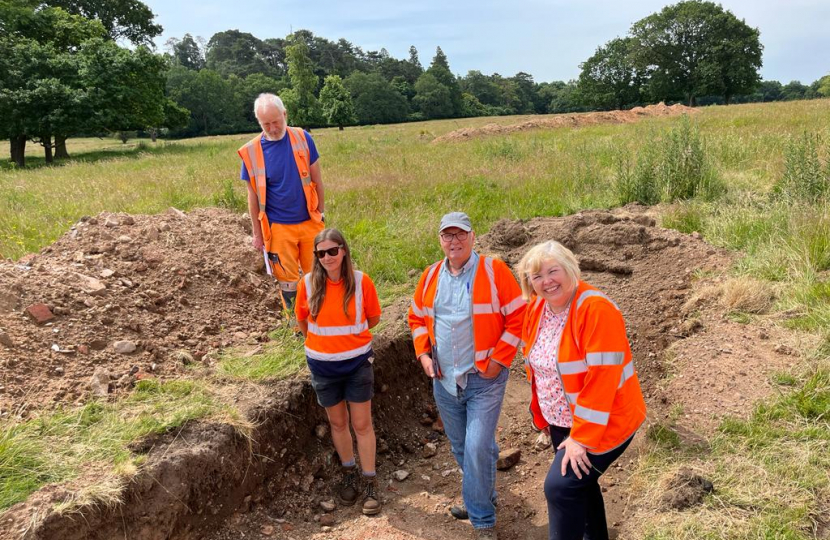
[314,245,343,259]
[440,231,469,242]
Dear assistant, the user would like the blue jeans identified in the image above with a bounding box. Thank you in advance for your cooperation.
[433,368,509,530]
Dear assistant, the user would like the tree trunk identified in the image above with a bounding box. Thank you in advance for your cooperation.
[10,135,26,167]
[150,128,158,142]
[43,135,54,164]
[688,95,696,107]
[338,125,344,131]
[54,135,70,159]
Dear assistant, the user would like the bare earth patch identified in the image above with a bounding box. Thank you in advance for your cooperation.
[432,103,695,144]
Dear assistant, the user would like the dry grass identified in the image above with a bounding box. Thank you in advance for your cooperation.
[683,277,775,316]
[719,276,776,314]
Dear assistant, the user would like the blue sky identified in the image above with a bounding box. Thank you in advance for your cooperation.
[143,0,829,84]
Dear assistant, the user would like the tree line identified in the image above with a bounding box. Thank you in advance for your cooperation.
[3,0,828,167]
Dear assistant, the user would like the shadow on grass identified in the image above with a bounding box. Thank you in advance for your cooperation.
[0,139,221,171]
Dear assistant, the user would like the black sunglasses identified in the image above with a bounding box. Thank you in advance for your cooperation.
[315,245,343,259]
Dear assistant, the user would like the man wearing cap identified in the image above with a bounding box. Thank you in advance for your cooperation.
[408,212,526,540]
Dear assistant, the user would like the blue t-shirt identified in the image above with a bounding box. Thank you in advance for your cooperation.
[240,131,319,225]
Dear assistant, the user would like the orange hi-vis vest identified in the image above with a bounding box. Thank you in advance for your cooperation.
[522,281,646,454]
[408,256,526,372]
[237,127,322,244]
[302,271,373,361]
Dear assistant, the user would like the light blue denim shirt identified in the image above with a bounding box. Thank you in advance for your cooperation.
[433,251,479,396]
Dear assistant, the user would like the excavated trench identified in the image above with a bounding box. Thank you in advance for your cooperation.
[17,332,429,540]
[2,205,734,540]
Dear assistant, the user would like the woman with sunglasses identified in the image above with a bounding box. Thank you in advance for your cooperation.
[295,228,383,515]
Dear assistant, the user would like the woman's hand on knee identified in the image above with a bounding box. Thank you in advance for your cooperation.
[558,437,592,479]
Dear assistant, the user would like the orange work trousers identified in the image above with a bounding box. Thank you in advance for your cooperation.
[266,220,325,283]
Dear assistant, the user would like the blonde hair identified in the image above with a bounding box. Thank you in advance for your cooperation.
[516,240,581,301]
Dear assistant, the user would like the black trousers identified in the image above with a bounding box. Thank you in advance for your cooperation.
[545,426,632,540]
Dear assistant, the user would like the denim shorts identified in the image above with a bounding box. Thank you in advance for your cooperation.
[309,359,374,408]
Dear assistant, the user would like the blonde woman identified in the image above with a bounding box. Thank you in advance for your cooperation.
[516,240,646,540]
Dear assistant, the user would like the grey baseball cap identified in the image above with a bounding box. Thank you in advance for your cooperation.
[439,211,472,232]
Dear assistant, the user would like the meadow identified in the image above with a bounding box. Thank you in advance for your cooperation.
[1,100,829,537]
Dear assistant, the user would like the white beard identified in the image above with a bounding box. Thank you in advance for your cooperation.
[262,130,286,141]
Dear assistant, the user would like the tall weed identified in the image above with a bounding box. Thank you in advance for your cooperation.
[773,132,829,203]
[616,116,723,205]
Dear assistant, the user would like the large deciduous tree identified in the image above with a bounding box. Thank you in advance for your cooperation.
[630,0,762,105]
[345,72,409,125]
[817,75,830,98]
[206,30,277,78]
[0,1,104,166]
[44,0,161,45]
[1,0,174,166]
[577,37,642,110]
[166,66,239,136]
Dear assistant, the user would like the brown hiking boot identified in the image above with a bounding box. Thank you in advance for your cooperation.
[361,476,382,515]
[335,467,359,506]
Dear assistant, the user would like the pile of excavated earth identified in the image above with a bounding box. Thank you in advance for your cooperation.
[432,103,695,143]
[0,208,276,418]
[0,205,806,540]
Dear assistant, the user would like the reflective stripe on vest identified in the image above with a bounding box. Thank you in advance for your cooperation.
[305,343,373,362]
[287,127,311,184]
[619,361,635,388]
[245,144,267,215]
[576,290,619,312]
[483,257,500,313]
[501,295,526,316]
[304,271,364,332]
[586,352,625,366]
[574,404,610,426]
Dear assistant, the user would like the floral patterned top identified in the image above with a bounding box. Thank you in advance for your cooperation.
[527,302,573,428]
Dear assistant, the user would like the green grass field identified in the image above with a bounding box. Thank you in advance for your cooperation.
[2,100,829,535]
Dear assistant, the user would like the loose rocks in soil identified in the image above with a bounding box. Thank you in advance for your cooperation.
[0,208,278,417]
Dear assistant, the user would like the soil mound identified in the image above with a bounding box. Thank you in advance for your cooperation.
[0,208,277,417]
[433,102,694,143]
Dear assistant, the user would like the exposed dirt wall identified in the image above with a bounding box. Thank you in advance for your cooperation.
[4,330,428,540]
